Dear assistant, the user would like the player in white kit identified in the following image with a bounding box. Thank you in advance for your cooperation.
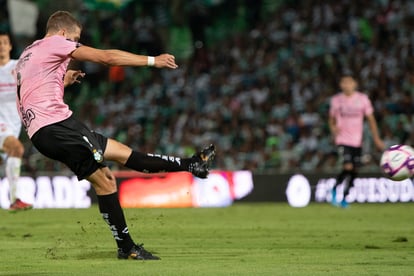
[0,32,32,210]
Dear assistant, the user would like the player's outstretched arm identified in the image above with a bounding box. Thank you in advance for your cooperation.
[70,45,178,69]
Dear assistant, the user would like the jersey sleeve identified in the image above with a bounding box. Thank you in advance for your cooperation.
[51,36,80,59]
[363,94,374,116]
[329,96,337,117]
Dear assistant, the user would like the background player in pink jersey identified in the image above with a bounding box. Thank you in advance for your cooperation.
[0,32,32,211]
[329,75,384,208]
[16,11,215,260]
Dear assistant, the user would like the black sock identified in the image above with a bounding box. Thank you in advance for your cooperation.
[333,170,348,191]
[97,192,135,252]
[343,170,357,197]
[124,150,192,173]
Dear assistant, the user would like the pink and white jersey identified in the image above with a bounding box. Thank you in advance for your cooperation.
[15,35,80,138]
[0,59,21,137]
[329,91,373,147]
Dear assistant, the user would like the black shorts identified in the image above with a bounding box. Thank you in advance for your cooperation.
[31,116,108,180]
[337,145,362,167]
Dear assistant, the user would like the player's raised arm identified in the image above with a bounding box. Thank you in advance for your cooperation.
[70,45,178,69]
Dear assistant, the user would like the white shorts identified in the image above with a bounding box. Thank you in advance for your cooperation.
[0,123,19,150]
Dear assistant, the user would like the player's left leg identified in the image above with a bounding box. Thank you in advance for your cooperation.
[331,169,353,206]
[87,167,160,260]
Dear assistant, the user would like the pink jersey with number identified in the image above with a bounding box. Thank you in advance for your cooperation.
[15,35,80,138]
[329,91,373,147]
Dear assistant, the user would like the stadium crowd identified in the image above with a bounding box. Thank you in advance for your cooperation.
[3,0,414,175]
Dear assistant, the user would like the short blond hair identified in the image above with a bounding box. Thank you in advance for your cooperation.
[46,11,82,34]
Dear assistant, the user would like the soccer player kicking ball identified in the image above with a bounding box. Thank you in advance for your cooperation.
[0,32,32,211]
[329,75,384,208]
[15,11,215,260]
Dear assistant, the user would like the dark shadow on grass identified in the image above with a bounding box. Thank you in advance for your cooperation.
[364,245,381,249]
[392,237,408,242]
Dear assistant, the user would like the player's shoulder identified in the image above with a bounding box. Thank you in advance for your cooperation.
[1,59,18,70]
[331,92,343,101]
[354,90,367,96]
[355,91,370,100]
[25,36,67,50]
[48,35,78,45]
[10,59,18,67]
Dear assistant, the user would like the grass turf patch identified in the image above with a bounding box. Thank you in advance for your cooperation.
[0,203,413,275]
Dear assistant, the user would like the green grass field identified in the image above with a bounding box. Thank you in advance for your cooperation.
[0,203,413,276]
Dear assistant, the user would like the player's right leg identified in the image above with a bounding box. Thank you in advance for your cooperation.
[331,146,354,207]
[1,135,32,210]
[103,138,216,178]
[340,169,356,208]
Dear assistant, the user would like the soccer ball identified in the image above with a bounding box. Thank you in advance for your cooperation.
[380,144,414,181]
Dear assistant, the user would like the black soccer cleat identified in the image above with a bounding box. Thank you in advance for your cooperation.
[117,244,160,260]
[188,144,216,179]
